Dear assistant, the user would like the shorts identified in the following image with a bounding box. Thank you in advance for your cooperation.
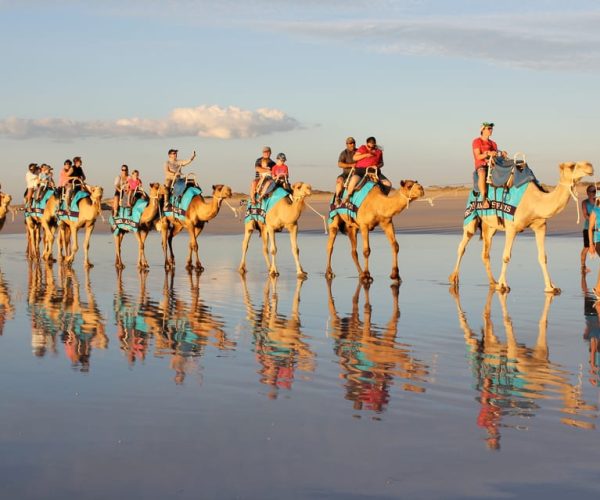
[337,168,352,180]
[584,229,591,248]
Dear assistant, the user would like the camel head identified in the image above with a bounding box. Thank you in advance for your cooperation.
[89,185,104,201]
[399,180,425,200]
[0,193,11,208]
[211,184,233,200]
[291,182,312,200]
[148,182,162,197]
[559,161,594,185]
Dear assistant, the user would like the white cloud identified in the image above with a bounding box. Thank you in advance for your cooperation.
[0,105,302,140]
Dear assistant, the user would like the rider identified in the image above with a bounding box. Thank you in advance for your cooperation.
[472,122,507,209]
[271,153,290,191]
[163,148,196,208]
[25,163,40,209]
[113,164,129,216]
[35,164,55,201]
[64,156,87,211]
[250,146,275,203]
[335,137,357,205]
[126,169,143,207]
[344,136,390,203]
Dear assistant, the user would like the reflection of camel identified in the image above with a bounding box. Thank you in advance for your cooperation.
[449,162,593,293]
[27,263,107,370]
[0,270,15,337]
[326,280,429,413]
[161,184,233,272]
[0,192,11,233]
[325,180,425,283]
[239,182,312,278]
[114,183,166,270]
[25,191,60,262]
[147,270,233,384]
[59,186,104,267]
[450,287,597,449]
[240,275,315,398]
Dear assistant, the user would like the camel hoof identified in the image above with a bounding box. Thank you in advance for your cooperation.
[325,269,335,280]
[269,270,280,277]
[448,272,459,286]
[85,262,94,269]
[297,271,308,280]
[495,284,510,294]
[238,266,247,275]
[360,272,373,284]
[115,263,125,270]
[195,265,204,273]
[545,287,561,295]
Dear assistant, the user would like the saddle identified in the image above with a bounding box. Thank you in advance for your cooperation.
[472,155,536,192]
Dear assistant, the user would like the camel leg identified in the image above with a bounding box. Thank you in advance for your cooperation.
[267,227,279,277]
[325,221,339,280]
[481,223,498,287]
[168,225,182,269]
[136,231,150,270]
[160,224,171,269]
[359,225,373,283]
[496,226,518,293]
[260,227,270,273]
[288,224,307,279]
[82,224,95,268]
[381,220,401,282]
[114,232,125,269]
[347,227,363,278]
[65,226,78,265]
[41,220,56,262]
[449,220,478,287]
[238,224,253,274]
[188,226,203,272]
[531,221,560,294]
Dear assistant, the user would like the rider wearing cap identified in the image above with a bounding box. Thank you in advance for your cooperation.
[335,137,357,205]
[164,148,196,190]
[472,122,507,209]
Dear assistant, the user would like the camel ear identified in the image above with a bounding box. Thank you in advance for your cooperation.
[292,182,302,190]
[400,180,406,187]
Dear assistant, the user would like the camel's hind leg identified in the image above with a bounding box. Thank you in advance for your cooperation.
[267,227,279,277]
[359,225,373,283]
[380,220,400,282]
[136,231,150,270]
[238,223,254,275]
[449,220,478,287]
[41,220,56,262]
[82,224,95,268]
[187,226,203,272]
[347,226,363,278]
[481,223,498,288]
[325,219,339,279]
[114,232,125,269]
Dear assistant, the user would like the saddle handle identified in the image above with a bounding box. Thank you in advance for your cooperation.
[513,152,527,165]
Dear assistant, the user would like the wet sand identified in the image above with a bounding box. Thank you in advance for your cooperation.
[2,185,588,236]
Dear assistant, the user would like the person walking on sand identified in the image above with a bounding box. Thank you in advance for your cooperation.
[334,137,357,205]
[472,122,507,209]
[582,185,597,273]
[586,200,600,296]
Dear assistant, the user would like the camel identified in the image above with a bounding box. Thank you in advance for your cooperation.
[239,182,312,278]
[325,180,425,283]
[58,185,104,268]
[114,183,166,270]
[161,184,233,272]
[449,161,593,293]
[25,191,60,262]
[0,193,12,234]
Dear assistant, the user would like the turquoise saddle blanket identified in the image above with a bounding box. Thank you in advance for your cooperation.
[109,198,149,234]
[327,181,376,224]
[463,182,529,225]
[164,185,202,220]
[244,187,290,225]
[25,188,55,218]
[56,190,90,221]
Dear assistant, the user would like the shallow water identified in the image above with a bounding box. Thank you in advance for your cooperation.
[0,230,599,499]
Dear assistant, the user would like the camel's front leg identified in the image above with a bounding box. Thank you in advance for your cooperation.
[496,227,517,293]
[380,220,400,282]
[238,224,253,275]
[288,224,307,279]
[267,227,279,276]
[187,226,203,272]
[531,221,560,294]
[347,227,363,278]
[260,226,270,273]
[159,222,172,269]
[325,220,339,279]
[65,226,78,265]
[41,221,56,262]
[449,220,478,287]
[136,231,149,269]
[359,225,373,283]
[481,223,498,287]
[114,232,125,269]
[82,223,95,268]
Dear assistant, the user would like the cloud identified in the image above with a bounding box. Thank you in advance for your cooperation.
[275,11,600,71]
[0,105,303,140]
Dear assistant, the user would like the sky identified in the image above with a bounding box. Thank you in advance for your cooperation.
[1,0,599,195]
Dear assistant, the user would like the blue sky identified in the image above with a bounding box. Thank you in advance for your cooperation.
[1,0,599,195]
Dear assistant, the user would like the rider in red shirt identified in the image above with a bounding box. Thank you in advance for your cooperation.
[472,122,506,209]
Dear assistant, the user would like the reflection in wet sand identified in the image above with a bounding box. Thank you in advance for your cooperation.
[0,269,14,337]
[241,275,315,398]
[451,288,598,450]
[581,274,600,387]
[149,271,234,385]
[327,281,429,414]
[27,263,107,371]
